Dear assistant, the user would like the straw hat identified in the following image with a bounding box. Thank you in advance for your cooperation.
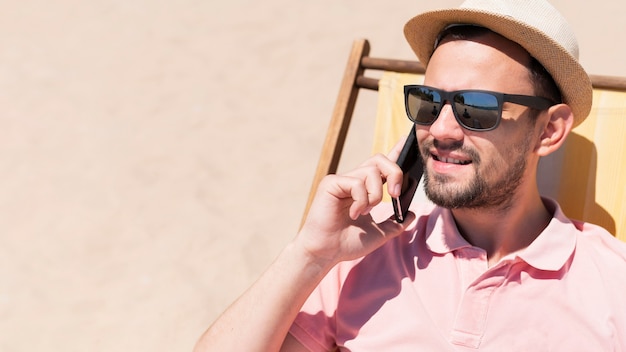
[404,0,592,126]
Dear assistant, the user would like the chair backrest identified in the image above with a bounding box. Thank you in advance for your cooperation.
[302,39,626,241]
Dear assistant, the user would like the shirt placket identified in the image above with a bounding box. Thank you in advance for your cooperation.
[450,249,511,348]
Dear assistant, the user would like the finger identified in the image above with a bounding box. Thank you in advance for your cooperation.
[322,174,366,200]
[344,165,384,213]
[377,211,417,235]
[320,170,386,220]
[385,134,417,198]
[357,154,404,199]
[358,154,403,185]
[356,211,417,252]
[387,134,409,163]
[347,161,392,215]
[325,175,370,220]
[347,179,370,220]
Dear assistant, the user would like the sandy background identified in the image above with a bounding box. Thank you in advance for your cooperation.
[1,1,624,351]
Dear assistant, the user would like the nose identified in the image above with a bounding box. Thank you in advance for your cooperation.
[428,102,465,141]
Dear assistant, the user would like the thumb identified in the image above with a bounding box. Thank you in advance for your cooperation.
[376,211,417,238]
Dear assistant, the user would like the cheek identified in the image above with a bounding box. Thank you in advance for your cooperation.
[415,127,429,142]
[415,128,431,154]
[469,135,514,170]
[478,133,533,177]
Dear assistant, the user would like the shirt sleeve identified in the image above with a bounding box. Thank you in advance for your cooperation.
[288,202,407,350]
[288,258,362,351]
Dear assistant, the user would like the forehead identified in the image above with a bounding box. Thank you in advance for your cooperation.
[424,32,534,94]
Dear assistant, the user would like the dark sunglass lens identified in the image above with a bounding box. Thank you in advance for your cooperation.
[408,87,442,124]
[453,92,499,130]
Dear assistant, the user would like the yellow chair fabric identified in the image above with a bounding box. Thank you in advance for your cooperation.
[373,72,626,241]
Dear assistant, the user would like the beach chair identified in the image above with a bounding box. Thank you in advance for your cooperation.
[302,39,626,242]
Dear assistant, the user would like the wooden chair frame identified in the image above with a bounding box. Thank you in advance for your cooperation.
[301,38,626,226]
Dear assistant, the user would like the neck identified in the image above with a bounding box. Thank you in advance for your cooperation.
[451,190,551,266]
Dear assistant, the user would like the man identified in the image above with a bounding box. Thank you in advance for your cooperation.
[196,0,626,350]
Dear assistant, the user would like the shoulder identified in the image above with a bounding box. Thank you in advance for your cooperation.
[544,197,626,267]
[572,220,626,266]
[558,217,626,298]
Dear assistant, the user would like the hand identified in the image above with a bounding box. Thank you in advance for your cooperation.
[296,138,416,268]
[193,138,417,352]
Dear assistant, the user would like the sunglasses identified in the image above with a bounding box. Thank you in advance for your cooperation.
[403,85,557,131]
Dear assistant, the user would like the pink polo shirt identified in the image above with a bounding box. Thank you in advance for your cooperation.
[289,198,626,351]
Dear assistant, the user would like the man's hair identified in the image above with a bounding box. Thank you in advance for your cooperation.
[435,25,562,120]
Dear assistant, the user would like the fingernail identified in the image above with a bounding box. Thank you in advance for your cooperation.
[393,184,401,197]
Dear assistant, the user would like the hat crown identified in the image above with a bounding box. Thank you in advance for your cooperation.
[459,0,579,59]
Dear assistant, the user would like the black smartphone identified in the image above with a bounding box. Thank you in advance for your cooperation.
[392,127,424,223]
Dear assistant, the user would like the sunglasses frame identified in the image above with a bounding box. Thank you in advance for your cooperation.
[403,85,557,131]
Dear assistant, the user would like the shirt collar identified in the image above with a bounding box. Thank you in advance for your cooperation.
[423,198,577,271]
[425,206,473,254]
[513,198,577,271]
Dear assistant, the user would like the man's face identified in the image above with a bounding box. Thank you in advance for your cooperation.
[416,33,541,210]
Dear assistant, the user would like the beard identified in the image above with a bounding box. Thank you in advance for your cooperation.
[421,136,531,210]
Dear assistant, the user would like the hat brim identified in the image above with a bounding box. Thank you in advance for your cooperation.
[404,8,592,126]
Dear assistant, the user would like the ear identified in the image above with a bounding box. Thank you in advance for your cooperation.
[535,104,574,157]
